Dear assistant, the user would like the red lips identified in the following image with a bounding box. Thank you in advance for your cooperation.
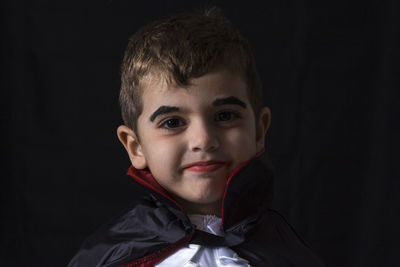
[182,160,226,173]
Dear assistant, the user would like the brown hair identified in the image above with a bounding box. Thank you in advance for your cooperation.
[120,7,263,134]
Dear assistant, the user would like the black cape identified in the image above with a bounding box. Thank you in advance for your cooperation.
[68,152,325,267]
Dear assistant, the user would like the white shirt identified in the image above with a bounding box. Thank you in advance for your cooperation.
[155,215,251,267]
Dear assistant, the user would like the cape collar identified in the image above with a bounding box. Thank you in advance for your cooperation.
[126,166,182,209]
[126,148,273,229]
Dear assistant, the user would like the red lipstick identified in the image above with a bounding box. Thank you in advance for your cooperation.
[183,161,226,173]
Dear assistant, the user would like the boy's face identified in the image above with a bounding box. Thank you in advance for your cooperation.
[118,70,270,215]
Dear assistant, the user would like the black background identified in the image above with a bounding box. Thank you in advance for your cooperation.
[2,0,399,266]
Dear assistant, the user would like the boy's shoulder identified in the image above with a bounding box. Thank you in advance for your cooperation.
[235,209,325,266]
[68,187,191,267]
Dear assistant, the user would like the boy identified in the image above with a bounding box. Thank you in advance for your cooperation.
[69,8,324,267]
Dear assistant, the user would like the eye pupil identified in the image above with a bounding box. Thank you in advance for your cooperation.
[218,112,231,121]
[166,119,180,128]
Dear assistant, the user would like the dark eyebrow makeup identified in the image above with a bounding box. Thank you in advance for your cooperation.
[150,106,179,122]
[212,96,247,109]
[150,96,246,122]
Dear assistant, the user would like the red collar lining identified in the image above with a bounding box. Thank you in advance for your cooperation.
[127,167,184,210]
[221,148,265,228]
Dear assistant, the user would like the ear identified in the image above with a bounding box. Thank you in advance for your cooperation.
[255,107,271,151]
[117,125,147,169]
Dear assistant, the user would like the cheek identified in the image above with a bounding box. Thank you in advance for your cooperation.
[223,127,257,158]
[225,120,257,146]
[144,137,184,175]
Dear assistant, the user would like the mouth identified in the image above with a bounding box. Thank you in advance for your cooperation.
[182,160,227,173]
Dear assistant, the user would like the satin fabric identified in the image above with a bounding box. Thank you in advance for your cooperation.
[156,215,250,267]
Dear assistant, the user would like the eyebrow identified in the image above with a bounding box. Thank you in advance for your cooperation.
[149,96,247,122]
[212,96,247,108]
[150,106,179,122]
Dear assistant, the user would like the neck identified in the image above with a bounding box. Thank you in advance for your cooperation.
[174,197,222,217]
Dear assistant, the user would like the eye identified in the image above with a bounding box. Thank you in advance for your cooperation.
[215,111,240,122]
[160,118,185,129]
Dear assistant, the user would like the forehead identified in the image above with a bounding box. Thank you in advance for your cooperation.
[140,70,249,108]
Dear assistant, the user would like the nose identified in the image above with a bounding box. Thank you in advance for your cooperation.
[187,120,219,152]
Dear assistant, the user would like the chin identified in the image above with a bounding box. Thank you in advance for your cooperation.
[190,193,223,204]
